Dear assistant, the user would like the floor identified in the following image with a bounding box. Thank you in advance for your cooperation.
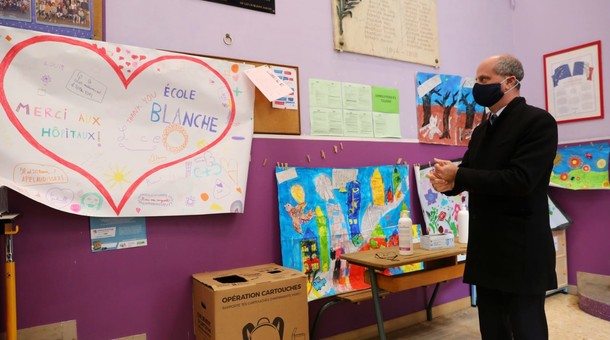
[372,293,610,340]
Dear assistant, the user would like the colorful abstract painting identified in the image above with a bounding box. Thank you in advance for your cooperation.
[416,73,486,146]
[550,143,610,190]
[276,164,420,301]
[414,162,468,236]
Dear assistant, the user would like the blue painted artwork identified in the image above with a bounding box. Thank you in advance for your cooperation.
[275,164,421,301]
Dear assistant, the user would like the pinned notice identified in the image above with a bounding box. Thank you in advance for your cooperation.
[244,65,293,102]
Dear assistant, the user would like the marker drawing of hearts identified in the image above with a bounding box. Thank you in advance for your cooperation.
[0,34,235,215]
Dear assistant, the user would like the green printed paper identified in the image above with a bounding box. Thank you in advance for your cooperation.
[372,86,399,113]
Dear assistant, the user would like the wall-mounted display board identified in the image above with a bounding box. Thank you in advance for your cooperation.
[332,0,440,67]
[183,53,301,135]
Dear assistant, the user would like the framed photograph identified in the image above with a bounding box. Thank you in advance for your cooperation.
[0,0,104,40]
[543,41,604,123]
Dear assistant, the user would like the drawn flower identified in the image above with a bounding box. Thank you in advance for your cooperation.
[553,153,562,166]
[560,173,568,181]
[582,165,591,172]
[438,211,447,221]
[40,74,51,86]
[597,159,607,169]
[425,188,438,205]
[569,156,582,169]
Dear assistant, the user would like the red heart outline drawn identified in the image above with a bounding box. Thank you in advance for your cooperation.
[0,35,236,215]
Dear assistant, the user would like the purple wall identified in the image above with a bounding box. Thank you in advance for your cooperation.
[549,183,610,284]
[3,139,468,339]
[1,0,609,339]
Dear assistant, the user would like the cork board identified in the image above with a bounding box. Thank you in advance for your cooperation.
[236,58,301,135]
[177,53,301,135]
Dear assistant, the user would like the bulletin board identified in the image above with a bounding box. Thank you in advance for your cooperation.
[181,53,301,135]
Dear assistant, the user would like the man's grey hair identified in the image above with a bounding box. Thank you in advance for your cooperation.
[494,54,524,89]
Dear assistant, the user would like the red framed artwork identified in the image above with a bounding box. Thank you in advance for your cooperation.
[543,41,604,123]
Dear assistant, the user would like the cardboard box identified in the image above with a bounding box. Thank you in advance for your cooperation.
[421,233,455,250]
[192,263,309,340]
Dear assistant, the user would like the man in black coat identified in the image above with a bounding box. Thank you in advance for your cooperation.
[428,54,558,340]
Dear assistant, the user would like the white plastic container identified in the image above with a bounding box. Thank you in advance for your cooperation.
[457,200,469,244]
[398,210,413,255]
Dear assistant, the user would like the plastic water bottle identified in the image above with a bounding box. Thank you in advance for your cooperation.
[457,197,469,244]
[398,210,413,255]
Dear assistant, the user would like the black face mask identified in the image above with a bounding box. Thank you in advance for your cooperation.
[472,77,519,107]
[472,82,504,107]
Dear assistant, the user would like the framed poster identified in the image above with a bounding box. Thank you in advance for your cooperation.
[543,41,604,123]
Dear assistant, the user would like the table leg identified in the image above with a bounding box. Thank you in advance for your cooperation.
[426,282,441,321]
[367,267,386,340]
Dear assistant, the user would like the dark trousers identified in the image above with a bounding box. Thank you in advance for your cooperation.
[476,286,548,340]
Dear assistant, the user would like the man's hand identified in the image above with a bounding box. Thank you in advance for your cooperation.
[426,158,458,192]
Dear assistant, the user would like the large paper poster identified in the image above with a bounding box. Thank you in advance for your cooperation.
[276,164,416,301]
[0,27,255,217]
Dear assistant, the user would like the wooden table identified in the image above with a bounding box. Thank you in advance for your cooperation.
[341,243,467,340]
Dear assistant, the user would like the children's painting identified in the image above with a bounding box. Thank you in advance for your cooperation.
[416,72,485,146]
[0,27,255,217]
[456,78,487,145]
[276,164,420,301]
[550,143,610,190]
[414,162,468,236]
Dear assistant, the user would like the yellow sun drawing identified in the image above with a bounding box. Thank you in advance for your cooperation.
[104,165,133,189]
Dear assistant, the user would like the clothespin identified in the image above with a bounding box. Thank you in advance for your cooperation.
[340,142,344,150]
[306,154,311,163]
[262,158,268,167]
[334,145,338,153]
[396,157,403,164]
[321,150,326,159]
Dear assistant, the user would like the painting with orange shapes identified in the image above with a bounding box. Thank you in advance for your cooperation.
[416,72,486,146]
